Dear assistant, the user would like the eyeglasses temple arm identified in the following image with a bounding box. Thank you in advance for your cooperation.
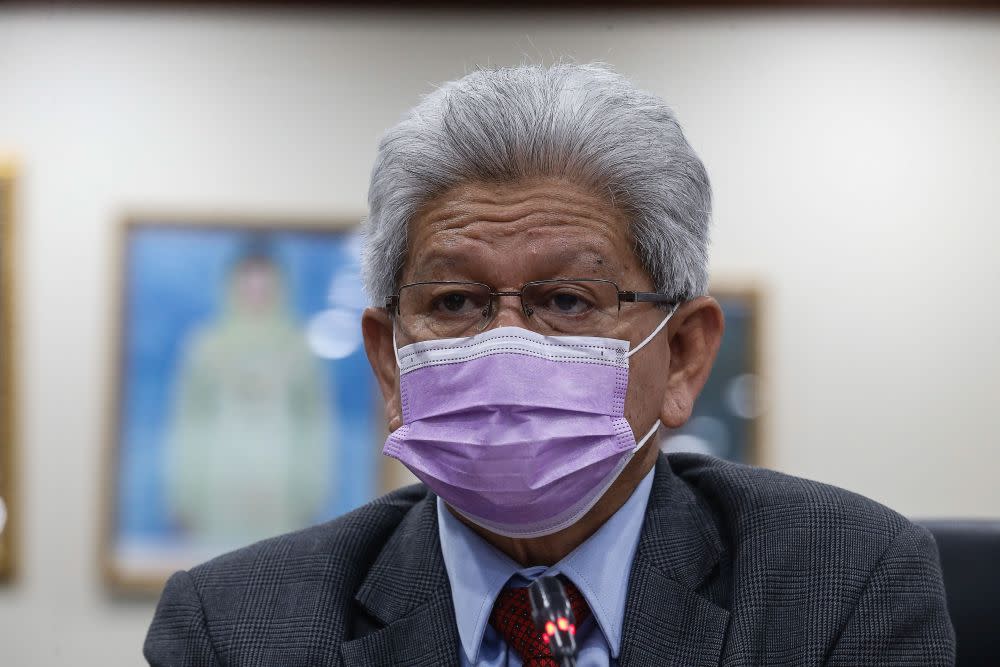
[619,291,680,306]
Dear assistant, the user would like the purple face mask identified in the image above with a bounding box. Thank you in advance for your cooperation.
[382,312,674,538]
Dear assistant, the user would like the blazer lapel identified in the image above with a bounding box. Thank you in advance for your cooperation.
[341,456,729,666]
[340,495,459,667]
[619,455,730,666]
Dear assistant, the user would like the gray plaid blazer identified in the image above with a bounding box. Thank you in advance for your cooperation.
[145,453,955,666]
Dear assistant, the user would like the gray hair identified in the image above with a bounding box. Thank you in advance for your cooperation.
[362,63,711,305]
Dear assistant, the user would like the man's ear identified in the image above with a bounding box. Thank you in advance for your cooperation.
[659,296,725,429]
[361,307,402,432]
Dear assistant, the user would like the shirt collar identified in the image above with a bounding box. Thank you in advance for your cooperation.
[437,467,656,663]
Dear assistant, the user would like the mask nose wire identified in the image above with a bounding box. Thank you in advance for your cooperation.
[394,302,678,366]
[624,303,679,359]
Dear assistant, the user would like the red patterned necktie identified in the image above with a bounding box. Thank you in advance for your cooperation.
[489,577,592,667]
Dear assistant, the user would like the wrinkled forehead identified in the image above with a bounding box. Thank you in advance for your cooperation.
[400,177,649,287]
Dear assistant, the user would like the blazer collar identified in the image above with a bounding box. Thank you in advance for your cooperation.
[618,454,731,666]
[341,493,460,666]
[343,454,729,666]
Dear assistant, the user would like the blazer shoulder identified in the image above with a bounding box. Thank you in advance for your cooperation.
[147,484,432,665]
[662,455,953,663]
[186,483,430,587]
[667,453,916,564]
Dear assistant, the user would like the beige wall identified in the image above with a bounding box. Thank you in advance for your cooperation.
[0,8,998,665]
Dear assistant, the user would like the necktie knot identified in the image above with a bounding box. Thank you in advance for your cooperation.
[489,577,592,667]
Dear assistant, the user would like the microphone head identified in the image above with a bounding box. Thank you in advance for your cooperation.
[528,576,573,624]
[528,576,578,661]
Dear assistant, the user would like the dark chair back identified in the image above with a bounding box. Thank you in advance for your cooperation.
[918,520,1000,667]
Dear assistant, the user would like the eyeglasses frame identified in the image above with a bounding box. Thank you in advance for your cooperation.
[385,278,683,323]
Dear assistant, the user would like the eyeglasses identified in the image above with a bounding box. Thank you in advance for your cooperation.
[386,279,681,340]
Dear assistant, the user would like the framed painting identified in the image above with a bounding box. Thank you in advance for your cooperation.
[660,286,764,465]
[0,162,16,582]
[104,215,388,593]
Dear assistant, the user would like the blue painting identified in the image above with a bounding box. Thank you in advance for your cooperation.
[660,290,761,464]
[111,220,381,586]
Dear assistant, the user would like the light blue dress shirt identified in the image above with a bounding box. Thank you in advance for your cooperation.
[437,468,655,667]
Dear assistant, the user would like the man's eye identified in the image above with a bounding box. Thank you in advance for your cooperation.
[433,292,476,314]
[547,292,591,315]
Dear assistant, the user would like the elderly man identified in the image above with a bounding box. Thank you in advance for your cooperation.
[145,64,954,666]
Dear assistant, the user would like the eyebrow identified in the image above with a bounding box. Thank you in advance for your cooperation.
[408,254,461,280]
[408,247,619,283]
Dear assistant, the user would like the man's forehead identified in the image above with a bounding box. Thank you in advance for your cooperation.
[404,231,642,286]
[410,179,629,244]
[400,177,649,283]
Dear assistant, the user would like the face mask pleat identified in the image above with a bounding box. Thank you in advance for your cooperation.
[399,351,628,423]
[386,420,635,491]
[416,456,623,525]
[393,412,630,451]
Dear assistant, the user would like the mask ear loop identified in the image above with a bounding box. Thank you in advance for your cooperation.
[625,302,679,359]
[633,419,661,453]
[626,303,678,452]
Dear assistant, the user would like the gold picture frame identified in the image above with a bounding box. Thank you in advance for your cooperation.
[0,161,17,582]
[103,213,391,595]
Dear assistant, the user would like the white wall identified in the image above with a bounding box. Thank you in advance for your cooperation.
[0,8,998,665]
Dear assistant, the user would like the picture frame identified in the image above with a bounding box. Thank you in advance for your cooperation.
[103,214,390,594]
[0,161,17,582]
[660,285,764,466]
